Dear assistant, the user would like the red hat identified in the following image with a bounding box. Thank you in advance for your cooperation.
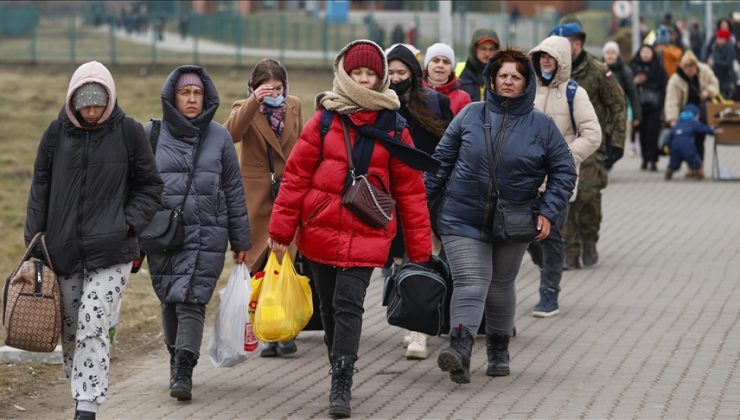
[717,28,731,40]
[476,36,499,47]
[343,42,384,77]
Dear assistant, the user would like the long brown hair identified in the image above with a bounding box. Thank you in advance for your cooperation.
[406,88,446,137]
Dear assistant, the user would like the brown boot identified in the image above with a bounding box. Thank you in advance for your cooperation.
[665,170,673,181]
[694,166,705,180]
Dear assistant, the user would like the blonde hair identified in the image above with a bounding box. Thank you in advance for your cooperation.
[679,51,698,70]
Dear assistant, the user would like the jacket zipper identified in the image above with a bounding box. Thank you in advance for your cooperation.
[77,132,89,271]
[482,100,509,228]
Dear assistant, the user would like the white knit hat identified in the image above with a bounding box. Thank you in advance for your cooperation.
[424,43,456,69]
[602,41,620,55]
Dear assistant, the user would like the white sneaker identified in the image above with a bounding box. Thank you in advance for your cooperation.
[404,331,428,359]
[402,330,412,348]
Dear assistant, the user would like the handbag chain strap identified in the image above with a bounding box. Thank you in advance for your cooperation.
[483,105,506,197]
[179,135,203,215]
[340,119,392,222]
[266,142,278,184]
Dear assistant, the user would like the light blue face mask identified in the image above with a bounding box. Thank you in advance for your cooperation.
[263,95,285,107]
[541,71,554,80]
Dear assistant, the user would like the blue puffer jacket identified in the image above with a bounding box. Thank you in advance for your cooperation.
[147,65,251,304]
[425,60,576,242]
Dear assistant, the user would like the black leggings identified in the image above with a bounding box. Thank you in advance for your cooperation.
[308,261,373,359]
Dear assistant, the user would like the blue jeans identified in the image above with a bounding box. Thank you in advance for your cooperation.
[528,205,569,292]
[442,235,528,336]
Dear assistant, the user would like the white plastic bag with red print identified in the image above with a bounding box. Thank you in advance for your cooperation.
[208,263,257,367]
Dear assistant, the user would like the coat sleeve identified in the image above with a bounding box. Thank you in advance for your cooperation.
[223,97,261,144]
[390,128,432,264]
[699,63,720,97]
[540,119,577,223]
[571,87,602,166]
[268,111,323,246]
[124,119,164,235]
[601,72,627,149]
[24,122,54,245]
[664,76,682,123]
[221,130,252,251]
[424,105,468,202]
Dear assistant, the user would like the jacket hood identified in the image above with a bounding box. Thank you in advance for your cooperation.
[529,36,572,86]
[161,65,219,137]
[65,61,117,128]
[483,58,536,115]
[387,44,423,85]
[247,58,289,97]
[467,28,500,71]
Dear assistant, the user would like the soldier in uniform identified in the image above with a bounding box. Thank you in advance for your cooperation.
[550,17,627,269]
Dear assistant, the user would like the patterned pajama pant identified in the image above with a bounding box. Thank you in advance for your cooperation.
[58,262,131,411]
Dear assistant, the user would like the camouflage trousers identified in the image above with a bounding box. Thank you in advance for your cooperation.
[563,188,602,257]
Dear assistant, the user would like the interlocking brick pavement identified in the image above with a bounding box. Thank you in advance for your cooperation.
[52,140,740,418]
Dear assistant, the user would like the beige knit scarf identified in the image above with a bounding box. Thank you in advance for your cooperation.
[316,56,400,115]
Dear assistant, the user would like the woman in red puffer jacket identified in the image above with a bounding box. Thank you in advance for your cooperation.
[267,39,436,419]
[423,42,472,116]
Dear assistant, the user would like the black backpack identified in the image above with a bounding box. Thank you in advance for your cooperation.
[382,255,452,336]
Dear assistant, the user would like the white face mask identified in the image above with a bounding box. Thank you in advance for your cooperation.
[541,71,554,80]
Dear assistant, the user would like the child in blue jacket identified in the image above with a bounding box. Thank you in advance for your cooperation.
[665,104,714,180]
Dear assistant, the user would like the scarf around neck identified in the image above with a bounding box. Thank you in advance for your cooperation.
[261,102,286,139]
[316,56,400,115]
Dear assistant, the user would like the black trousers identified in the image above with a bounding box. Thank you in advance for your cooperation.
[308,261,373,359]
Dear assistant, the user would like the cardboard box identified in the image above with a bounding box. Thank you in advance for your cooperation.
[707,103,740,144]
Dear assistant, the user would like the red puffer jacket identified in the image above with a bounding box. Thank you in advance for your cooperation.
[268,109,431,268]
[423,76,472,116]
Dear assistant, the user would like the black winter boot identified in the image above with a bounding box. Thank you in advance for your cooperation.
[170,349,198,401]
[437,324,474,384]
[166,345,176,388]
[486,334,510,377]
[329,355,356,419]
[582,243,599,267]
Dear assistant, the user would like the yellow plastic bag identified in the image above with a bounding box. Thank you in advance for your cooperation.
[250,251,313,342]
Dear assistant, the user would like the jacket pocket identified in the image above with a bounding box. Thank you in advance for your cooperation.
[304,196,331,226]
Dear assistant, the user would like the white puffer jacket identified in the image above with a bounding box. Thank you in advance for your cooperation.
[529,36,602,201]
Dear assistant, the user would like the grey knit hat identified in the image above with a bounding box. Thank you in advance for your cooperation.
[72,82,109,110]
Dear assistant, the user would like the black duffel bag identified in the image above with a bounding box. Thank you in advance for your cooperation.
[382,255,452,336]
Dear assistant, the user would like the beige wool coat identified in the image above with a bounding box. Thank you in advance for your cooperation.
[224,95,303,273]
[529,36,602,202]
[664,61,719,123]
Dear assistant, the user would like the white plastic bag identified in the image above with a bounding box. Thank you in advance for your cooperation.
[208,263,255,367]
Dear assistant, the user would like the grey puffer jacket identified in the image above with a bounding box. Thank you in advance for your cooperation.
[147,65,251,304]
[425,60,576,242]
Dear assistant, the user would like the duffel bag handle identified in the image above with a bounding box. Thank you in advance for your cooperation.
[11,233,54,279]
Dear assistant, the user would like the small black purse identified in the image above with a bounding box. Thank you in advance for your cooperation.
[139,121,202,254]
[483,107,539,244]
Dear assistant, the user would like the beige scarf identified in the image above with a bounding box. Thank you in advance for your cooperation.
[316,56,400,115]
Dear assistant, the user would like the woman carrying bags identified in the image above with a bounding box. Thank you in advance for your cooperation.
[385,43,453,360]
[224,58,303,358]
[146,66,251,402]
[267,40,437,418]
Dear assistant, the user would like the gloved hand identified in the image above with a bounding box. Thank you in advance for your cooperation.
[605,146,624,170]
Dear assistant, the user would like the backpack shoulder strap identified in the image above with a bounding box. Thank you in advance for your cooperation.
[319,108,334,142]
[45,119,62,164]
[149,119,162,155]
[394,113,407,140]
[566,79,579,136]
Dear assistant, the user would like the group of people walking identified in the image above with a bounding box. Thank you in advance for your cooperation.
[24,12,733,420]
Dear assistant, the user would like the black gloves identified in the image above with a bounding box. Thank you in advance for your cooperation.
[605,145,624,170]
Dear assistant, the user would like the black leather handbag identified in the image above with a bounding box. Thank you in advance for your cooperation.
[139,124,202,254]
[383,255,452,336]
[483,107,540,243]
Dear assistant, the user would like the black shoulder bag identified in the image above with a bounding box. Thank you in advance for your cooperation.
[484,107,540,243]
[139,126,202,254]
